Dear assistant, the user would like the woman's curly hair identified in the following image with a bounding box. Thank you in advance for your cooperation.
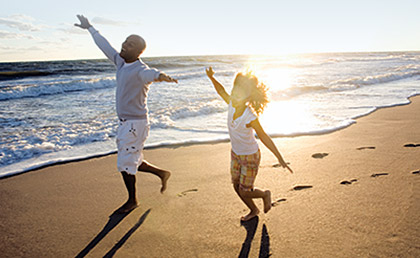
[233,71,269,116]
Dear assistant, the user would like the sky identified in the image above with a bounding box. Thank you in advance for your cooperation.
[1,0,419,62]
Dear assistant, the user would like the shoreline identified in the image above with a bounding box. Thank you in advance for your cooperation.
[0,93,419,257]
[2,93,418,180]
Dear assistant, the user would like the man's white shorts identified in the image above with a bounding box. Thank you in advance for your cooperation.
[116,119,150,175]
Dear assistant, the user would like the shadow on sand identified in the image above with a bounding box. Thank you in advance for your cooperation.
[76,209,151,258]
[238,216,271,258]
[103,209,151,257]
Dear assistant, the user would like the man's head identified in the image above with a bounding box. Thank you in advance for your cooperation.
[120,34,146,62]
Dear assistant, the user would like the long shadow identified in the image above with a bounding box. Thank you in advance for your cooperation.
[259,224,271,258]
[238,216,271,258]
[75,209,135,258]
[103,209,151,258]
[239,216,259,258]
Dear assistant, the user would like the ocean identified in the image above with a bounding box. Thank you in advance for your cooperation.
[1,52,419,177]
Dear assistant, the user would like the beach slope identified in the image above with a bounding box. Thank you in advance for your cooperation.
[1,96,419,257]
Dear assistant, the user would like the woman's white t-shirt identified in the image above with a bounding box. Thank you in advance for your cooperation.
[228,102,259,155]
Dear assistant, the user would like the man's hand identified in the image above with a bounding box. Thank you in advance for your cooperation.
[74,15,92,29]
[157,73,178,83]
[206,67,215,78]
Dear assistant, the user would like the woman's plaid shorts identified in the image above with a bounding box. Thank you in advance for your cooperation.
[230,149,261,191]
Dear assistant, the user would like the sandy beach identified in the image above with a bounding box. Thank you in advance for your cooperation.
[1,95,419,257]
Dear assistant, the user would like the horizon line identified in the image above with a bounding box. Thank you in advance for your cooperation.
[2,49,420,63]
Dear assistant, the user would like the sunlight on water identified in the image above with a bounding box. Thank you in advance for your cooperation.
[244,55,313,135]
[262,68,294,92]
[1,53,420,177]
[244,55,295,92]
[260,99,316,135]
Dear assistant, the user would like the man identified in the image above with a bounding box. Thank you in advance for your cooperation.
[75,15,177,213]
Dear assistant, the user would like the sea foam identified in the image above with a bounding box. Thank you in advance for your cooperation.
[1,53,420,178]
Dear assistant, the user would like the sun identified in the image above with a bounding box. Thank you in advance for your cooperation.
[243,55,315,135]
[244,55,294,92]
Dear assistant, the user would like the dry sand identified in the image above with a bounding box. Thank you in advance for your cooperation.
[1,96,419,257]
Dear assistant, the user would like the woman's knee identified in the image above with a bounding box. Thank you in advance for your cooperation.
[233,182,240,191]
[239,188,250,197]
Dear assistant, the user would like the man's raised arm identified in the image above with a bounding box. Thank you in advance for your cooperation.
[75,15,119,65]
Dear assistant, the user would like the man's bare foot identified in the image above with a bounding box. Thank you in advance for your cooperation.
[116,200,138,214]
[160,171,171,193]
[241,210,260,221]
[263,190,272,213]
[137,162,171,193]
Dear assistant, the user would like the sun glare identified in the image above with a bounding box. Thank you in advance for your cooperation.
[260,100,316,136]
[261,68,294,92]
[244,56,295,92]
[243,55,314,135]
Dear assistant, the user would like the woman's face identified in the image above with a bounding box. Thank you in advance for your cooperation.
[231,85,249,108]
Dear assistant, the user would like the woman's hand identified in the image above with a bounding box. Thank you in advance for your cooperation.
[205,67,215,78]
[279,160,293,174]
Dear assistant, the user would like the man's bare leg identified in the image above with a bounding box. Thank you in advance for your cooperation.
[116,171,139,213]
[138,160,171,193]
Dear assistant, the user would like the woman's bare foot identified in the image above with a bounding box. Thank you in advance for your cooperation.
[241,209,260,221]
[160,171,171,193]
[116,199,138,214]
[263,190,272,213]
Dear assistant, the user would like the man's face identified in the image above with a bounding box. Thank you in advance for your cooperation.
[120,35,143,61]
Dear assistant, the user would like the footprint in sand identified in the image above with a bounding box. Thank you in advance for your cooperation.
[356,146,376,150]
[271,198,287,207]
[340,179,358,185]
[312,153,329,159]
[404,143,420,148]
[272,162,291,168]
[371,173,389,178]
[177,189,198,197]
[291,185,313,191]
[412,170,420,175]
